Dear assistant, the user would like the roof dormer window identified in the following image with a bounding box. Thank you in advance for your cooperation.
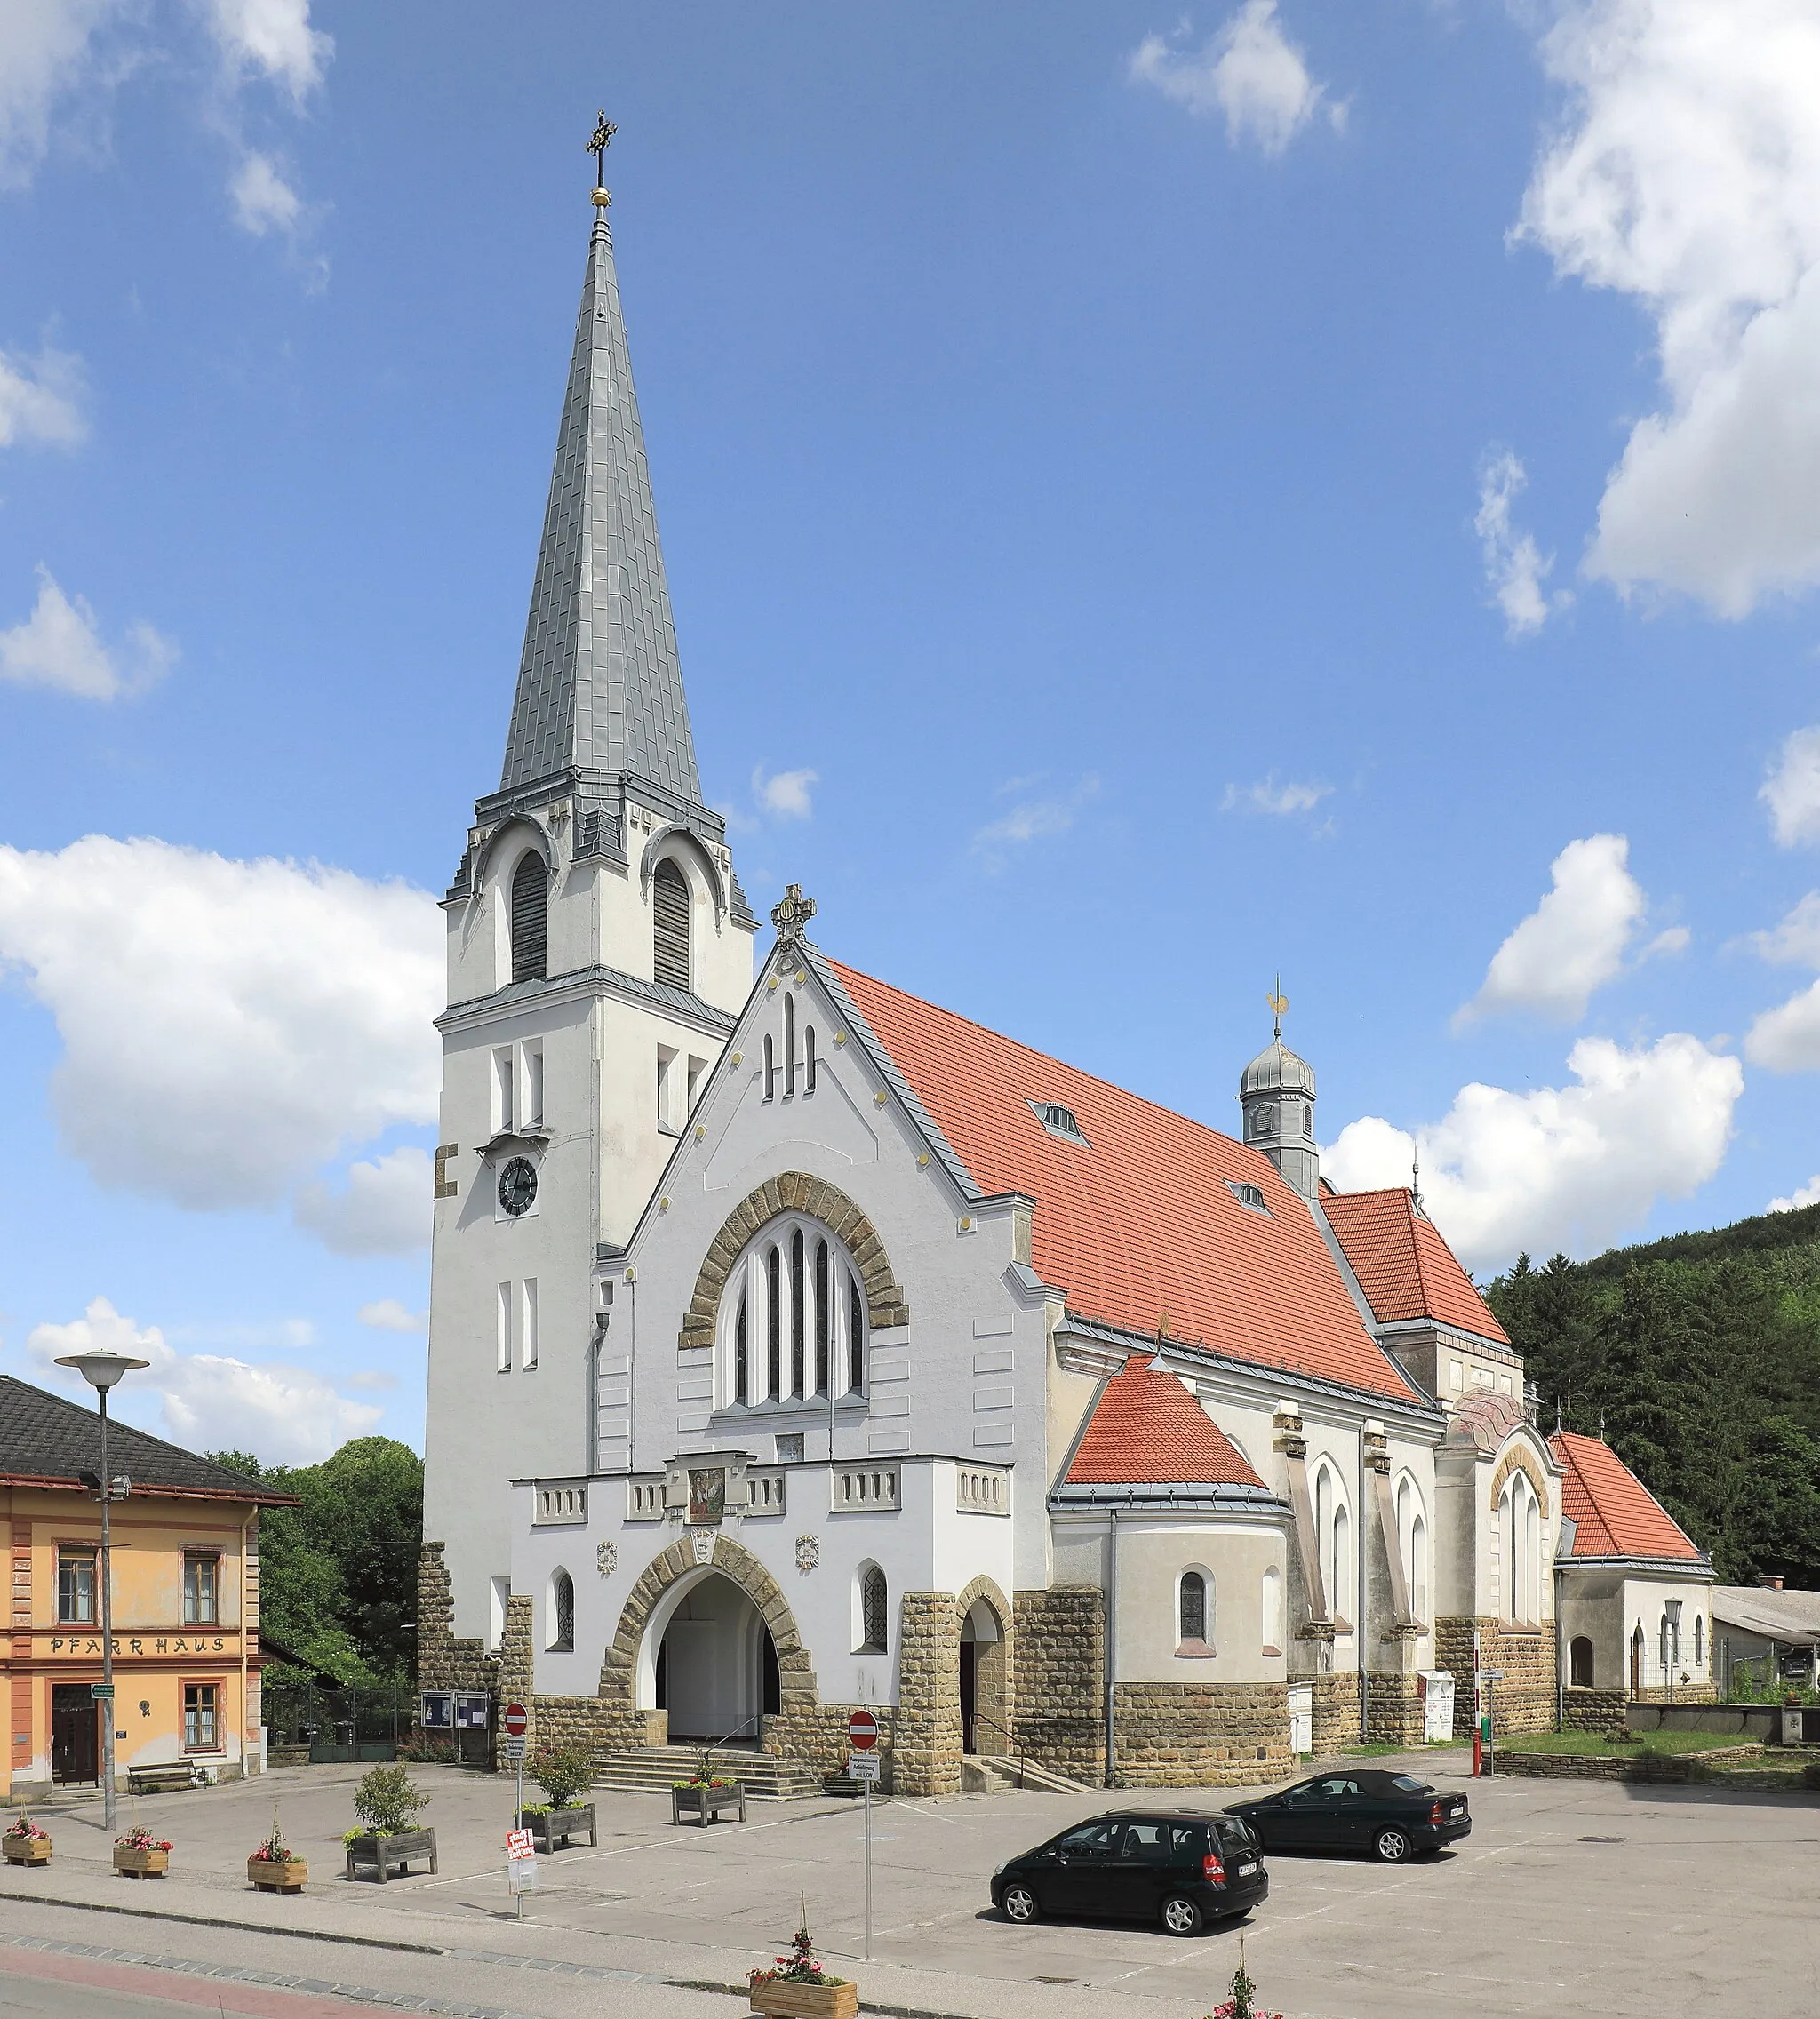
[1226,1180,1272,1216]
[1030,1098,1090,1146]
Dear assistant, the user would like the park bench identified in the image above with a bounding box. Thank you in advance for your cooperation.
[126,1762,205,1796]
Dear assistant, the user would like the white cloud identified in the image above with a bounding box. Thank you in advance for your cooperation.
[971,775,1100,865]
[0,567,175,700]
[1761,726,1820,847]
[1475,451,1567,636]
[1750,890,1820,967]
[356,1299,427,1335]
[1745,977,1820,1072]
[1221,774,1331,816]
[202,0,331,100]
[1457,834,1672,1025]
[752,765,818,822]
[0,835,442,1215]
[230,148,301,235]
[346,1369,399,1392]
[0,0,130,189]
[24,1297,379,1466]
[1130,3,1337,156]
[0,343,86,451]
[1768,1175,1820,1212]
[1325,1033,1744,1271]
[294,1146,432,1257]
[1517,0,1820,615]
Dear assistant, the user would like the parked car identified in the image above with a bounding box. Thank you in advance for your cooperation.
[992,1809,1267,1936]
[1226,1770,1470,1863]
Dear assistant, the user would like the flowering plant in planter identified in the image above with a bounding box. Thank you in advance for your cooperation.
[4,1814,48,1842]
[351,1763,429,1836]
[1202,1943,1282,2019]
[675,1745,738,1792]
[116,1826,173,1854]
[748,1915,847,1990]
[251,1823,293,1862]
[525,1741,595,1811]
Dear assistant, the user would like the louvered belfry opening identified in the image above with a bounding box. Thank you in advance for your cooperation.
[510,851,549,983]
[652,858,690,990]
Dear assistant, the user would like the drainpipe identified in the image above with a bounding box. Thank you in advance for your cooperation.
[1553,1560,1565,1732]
[1355,1434,1369,1745]
[627,1272,638,1477]
[1104,1506,1120,1790]
[240,1506,252,1777]
[587,1311,607,1476]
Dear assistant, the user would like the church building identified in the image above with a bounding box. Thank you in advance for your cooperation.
[418,170,1711,1791]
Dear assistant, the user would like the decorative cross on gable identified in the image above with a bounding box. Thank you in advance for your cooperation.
[770,883,817,942]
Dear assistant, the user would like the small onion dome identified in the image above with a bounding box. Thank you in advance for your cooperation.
[1241,1039,1315,1101]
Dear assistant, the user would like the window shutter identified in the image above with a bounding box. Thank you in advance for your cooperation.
[652,859,690,989]
[510,853,548,983]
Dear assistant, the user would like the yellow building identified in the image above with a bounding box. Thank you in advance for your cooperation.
[1,1375,295,1797]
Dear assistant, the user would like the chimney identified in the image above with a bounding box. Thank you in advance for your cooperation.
[1754,1574,1784,1590]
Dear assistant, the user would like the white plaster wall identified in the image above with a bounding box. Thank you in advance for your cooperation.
[1621,1575,1714,1691]
[1106,1520,1287,1686]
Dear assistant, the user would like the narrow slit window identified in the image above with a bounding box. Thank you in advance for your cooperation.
[523,1278,539,1369]
[859,1566,888,1653]
[549,1569,575,1653]
[762,1034,775,1101]
[766,1246,782,1401]
[814,1239,830,1395]
[849,1275,865,1393]
[784,993,796,1097]
[734,1293,748,1404]
[652,858,690,990]
[804,1024,817,1094]
[790,1228,806,1396]
[509,852,548,984]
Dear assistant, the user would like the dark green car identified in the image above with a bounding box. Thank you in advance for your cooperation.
[1226,1770,1470,1863]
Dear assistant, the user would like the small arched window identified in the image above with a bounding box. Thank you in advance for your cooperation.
[510,852,548,984]
[804,1024,818,1094]
[1569,1635,1594,1688]
[548,1568,574,1653]
[1694,1615,1704,1665]
[652,858,690,990]
[784,992,796,1096]
[858,1565,888,1653]
[1178,1570,1209,1648]
[1260,1565,1281,1654]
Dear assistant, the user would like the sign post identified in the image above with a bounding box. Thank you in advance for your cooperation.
[506,1825,537,1916]
[848,1709,880,1959]
[1474,1670,1502,1779]
[502,1699,531,1906]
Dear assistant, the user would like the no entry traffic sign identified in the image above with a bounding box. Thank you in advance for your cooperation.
[502,1701,529,1739]
[847,1709,878,1750]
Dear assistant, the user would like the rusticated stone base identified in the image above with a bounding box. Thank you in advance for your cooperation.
[1364,1669,1425,1747]
[1309,1670,1361,1754]
[416,1541,499,1695]
[1109,1682,1292,1787]
[895,1592,962,1796]
[1013,1587,1106,1785]
[1562,1687,1628,1735]
[1630,1682,1719,1704]
[1434,1617,1556,1736]
[765,1704,899,1790]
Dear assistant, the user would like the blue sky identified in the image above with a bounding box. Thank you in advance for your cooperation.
[5,0,1820,1464]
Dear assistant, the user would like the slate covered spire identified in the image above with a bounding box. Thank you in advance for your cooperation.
[499,195,701,802]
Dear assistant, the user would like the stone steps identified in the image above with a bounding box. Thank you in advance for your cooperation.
[593,1746,826,1800]
[972,1754,1099,1794]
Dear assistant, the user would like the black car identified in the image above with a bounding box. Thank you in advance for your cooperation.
[1226,1770,1471,1863]
[992,1809,1267,1937]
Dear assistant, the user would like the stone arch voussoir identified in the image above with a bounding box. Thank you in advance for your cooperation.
[597,1534,818,1710]
[1489,1444,1551,1517]
[679,1172,909,1351]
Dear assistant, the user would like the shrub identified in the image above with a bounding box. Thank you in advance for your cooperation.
[352,1762,428,1836]
[527,1741,595,1810]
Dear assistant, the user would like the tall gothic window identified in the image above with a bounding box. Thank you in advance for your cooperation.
[719,1215,870,1408]
[510,852,548,984]
[784,992,796,1096]
[804,1024,818,1093]
[858,1565,888,1653]
[548,1568,574,1652]
[652,858,690,990]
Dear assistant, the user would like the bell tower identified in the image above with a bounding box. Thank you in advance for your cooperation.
[423,130,756,1655]
[1239,985,1320,1201]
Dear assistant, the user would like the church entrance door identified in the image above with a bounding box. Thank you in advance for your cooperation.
[655,1572,777,1744]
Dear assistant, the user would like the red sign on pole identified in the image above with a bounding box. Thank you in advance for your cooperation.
[502,1701,529,1739]
[848,1709,879,1750]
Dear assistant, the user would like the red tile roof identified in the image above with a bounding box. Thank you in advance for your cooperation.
[1322,1188,1509,1343]
[1548,1432,1703,1562]
[828,962,1424,1405]
[1066,1356,1266,1488]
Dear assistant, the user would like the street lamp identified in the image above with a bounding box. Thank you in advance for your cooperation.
[53,1348,148,1832]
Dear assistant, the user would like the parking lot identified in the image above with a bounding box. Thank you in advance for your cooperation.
[2,1756,1816,2017]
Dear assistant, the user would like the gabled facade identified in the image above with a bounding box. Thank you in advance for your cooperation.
[419,186,1702,1790]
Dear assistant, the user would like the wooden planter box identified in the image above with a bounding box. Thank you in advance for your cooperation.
[248,1855,308,1894]
[344,1829,438,1883]
[749,1982,858,2019]
[114,1847,168,1879]
[515,1803,598,1850]
[2,1837,50,1867]
[672,1781,746,1826]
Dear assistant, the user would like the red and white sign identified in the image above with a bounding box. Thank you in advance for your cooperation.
[847,1709,879,1751]
[502,1701,529,1739]
[506,1828,534,1861]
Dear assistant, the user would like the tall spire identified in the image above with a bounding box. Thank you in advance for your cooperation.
[499,144,701,802]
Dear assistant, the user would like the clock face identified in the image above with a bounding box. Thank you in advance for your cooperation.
[498,1156,538,1217]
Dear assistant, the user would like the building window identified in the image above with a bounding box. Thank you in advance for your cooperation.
[549,1569,575,1653]
[762,1033,776,1101]
[523,1279,539,1370]
[1029,1099,1090,1145]
[489,1576,509,1654]
[720,1215,870,1407]
[784,992,797,1097]
[1225,1179,1271,1215]
[510,851,548,984]
[1569,1635,1594,1688]
[497,1281,512,1372]
[858,1565,888,1653]
[657,1044,677,1129]
[1694,1615,1704,1665]
[493,1046,515,1133]
[523,1042,545,1126]
[56,1551,96,1626]
[183,1682,220,1752]
[804,1024,818,1095]
[1260,1565,1281,1655]
[1178,1570,1209,1648]
[183,1554,220,1626]
[652,858,690,990]
[1396,1476,1428,1623]
[1313,1464,1351,1626]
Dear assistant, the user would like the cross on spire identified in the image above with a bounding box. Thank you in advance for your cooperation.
[588,109,617,202]
[771,883,817,942]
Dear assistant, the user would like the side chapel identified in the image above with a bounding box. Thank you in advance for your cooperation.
[418,167,1713,1790]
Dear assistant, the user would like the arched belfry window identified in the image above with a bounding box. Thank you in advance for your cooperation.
[510,852,548,984]
[719,1215,868,1409]
[652,858,690,990]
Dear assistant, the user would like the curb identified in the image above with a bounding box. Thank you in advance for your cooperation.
[0,1884,441,1954]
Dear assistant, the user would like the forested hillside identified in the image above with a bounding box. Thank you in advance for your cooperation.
[1485,1203,1820,1589]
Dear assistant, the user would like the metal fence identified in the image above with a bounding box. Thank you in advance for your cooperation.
[263,1682,416,1764]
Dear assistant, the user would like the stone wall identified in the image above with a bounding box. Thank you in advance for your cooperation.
[416,1541,499,1695]
[1495,1743,1762,1782]
[1434,1616,1555,1735]
[895,1592,962,1796]
[1561,1686,1628,1735]
[1630,1681,1719,1704]
[1013,1587,1106,1786]
[765,1703,899,1789]
[1310,1670,1361,1755]
[1110,1682,1292,1787]
[1364,1669,1425,1747]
